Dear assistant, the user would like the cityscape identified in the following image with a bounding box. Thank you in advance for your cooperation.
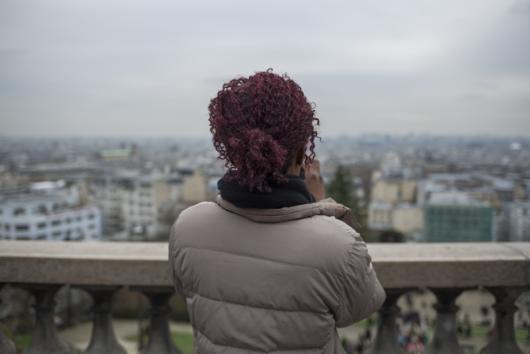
[1,134,528,244]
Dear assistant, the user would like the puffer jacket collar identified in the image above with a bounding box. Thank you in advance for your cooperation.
[216,194,361,231]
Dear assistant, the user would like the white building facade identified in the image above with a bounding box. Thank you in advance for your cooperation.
[508,202,530,241]
[0,183,102,241]
[90,171,180,240]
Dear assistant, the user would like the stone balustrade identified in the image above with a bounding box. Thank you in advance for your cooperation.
[0,241,529,354]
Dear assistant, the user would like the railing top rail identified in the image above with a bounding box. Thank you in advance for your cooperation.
[1,241,529,289]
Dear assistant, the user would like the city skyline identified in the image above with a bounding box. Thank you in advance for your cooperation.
[1,0,530,137]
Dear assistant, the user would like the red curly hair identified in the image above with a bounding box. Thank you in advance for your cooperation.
[209,69,319,192]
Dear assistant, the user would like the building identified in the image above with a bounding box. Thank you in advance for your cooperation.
[121,176,172,239]
[181,170,208,203]
[368,165,419,238]
[368,202,393,230]
[90,170,180,240]
[507,202,530,241]
[371,178,417,204]
[90,175,126,236]
[417,173,515,208]
[417,173,522,241]
[0,181,101,241]
[392,205,424,236]
[368,202,423,237]
[98,148,134,162]
[424,191,494,242]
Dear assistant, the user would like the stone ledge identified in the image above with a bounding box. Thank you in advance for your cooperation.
[0,241,529,288]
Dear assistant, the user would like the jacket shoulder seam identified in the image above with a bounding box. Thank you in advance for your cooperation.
[176,245,342,277]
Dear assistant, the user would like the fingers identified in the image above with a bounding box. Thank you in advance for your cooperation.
[303,159,326,201]
[305,159,320,174]
[304,160,321,182]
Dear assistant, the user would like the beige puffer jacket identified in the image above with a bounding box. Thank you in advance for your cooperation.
[169,196,386,354]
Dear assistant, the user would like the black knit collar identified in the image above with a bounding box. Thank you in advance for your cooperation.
[217,174,315,209]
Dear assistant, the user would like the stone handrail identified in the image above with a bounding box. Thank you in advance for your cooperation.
[1,241,528,288]
[0,241,529,353]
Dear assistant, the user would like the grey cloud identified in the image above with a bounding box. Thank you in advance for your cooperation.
[0,0,529,137]
[510,1,530,15]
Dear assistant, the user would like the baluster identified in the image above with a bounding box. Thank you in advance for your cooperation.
[426,288,464,354]
[0,332,16,354]
[83,288,126,354]
[369,289,406,354]
[23,285,80,354]
[480,287,524,354]
[0,284,16,354]
[138,289,181,354]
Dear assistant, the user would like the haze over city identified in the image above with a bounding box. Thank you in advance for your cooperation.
[1,0,530,137]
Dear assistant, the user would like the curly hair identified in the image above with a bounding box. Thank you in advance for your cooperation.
[208,69,320,192]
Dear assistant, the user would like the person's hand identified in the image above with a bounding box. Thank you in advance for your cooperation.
[304,159,326,201]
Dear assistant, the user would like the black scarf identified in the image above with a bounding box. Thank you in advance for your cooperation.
[217,173,315,209]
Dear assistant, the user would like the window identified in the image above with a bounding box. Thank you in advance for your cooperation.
[13,207,26,216]
[4,224,10,231]
[88,224,96,230]
[52,231,62,237]
[88,214,95,220]
[51,220,61,226]
[36,234,46,240]
[37,222,47,229]
[15,224,29,231]
[66,218,72,224]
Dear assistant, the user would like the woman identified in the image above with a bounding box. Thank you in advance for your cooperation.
[169,70,385,354]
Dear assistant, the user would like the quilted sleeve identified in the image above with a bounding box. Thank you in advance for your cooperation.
[168,220,184,296]
[331,226,386,327]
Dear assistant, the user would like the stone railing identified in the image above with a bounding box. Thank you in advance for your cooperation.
[0,241,529,354]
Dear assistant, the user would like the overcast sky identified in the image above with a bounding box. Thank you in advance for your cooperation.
[1,0,529,137]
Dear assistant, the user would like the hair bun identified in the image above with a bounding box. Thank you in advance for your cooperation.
[244,128,287,162]
[233,128,287,192]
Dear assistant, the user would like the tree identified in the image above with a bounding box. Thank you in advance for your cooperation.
[327,165,354,207]
[379,229,406,243]
[327,165,368,235]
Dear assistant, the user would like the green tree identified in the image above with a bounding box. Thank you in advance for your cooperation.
[327,165,354,207]
[327,165,368,235]
[379,229,406,243]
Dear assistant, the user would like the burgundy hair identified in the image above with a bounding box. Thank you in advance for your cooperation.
[209,69,320,192]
